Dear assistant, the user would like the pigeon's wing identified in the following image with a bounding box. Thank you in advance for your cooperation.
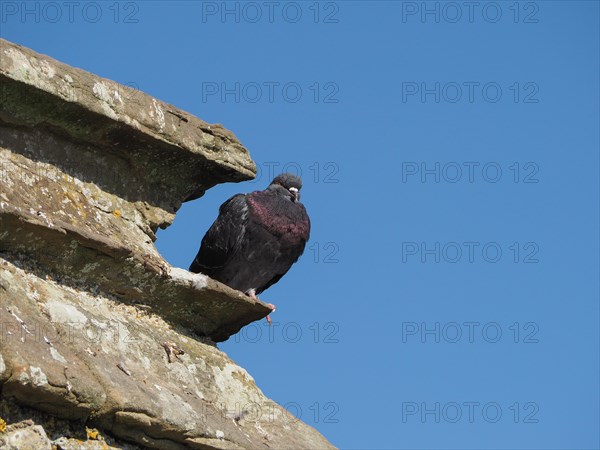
[257,238,309,294]
[189,194,249,273]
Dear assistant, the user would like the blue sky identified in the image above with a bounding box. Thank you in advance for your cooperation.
[2,1,598,448]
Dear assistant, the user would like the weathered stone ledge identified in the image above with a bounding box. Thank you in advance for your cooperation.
[0,256,335,449]
[0,203,271,342]
[0,38,256,212]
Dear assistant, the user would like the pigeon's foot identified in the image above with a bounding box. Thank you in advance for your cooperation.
[245,289,276,325]
[265,303,276,325]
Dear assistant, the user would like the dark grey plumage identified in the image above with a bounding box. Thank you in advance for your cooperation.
[189,173,311,297]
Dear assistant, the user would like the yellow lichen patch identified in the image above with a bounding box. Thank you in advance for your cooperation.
[86,427,101,440]
[0,417,6,433]
[112,209,122,218]
[63,190,87,219]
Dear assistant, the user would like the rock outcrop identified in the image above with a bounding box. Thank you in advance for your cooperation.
[0,39,335,449]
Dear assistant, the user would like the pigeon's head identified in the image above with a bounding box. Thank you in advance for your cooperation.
[268,173,303,203]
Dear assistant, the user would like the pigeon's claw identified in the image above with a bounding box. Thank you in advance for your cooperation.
[265,303,276,325]
[246,290,276,325]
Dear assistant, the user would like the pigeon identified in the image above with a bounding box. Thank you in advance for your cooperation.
[189,173,311,323]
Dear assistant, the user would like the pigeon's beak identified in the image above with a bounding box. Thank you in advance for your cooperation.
[289,187,300,202]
